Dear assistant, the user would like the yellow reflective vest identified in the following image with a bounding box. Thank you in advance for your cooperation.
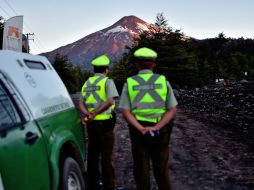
[81,75,113,120]
[127,73,167,123]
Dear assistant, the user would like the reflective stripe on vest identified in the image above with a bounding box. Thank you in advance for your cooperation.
[81,75,112,120]
[127,73,167,123]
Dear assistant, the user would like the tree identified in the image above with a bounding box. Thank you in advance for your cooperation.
[134,14,199,87]
[111,13,199,88]
[155,13,169,29]
[52,53,85,93]
[207,33,228,81]
[110,52,138,92]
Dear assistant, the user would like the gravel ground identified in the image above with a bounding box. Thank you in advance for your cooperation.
[73,94,254,190]
[113,109,254,190]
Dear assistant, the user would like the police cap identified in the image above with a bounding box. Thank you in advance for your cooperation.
[134,47,157,60]
[91,55,110,66]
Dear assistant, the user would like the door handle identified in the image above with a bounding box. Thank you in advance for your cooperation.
[25,132,39,145]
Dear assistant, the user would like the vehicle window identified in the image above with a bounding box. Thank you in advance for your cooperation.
[0,82,21,132]
[24,59,46,70]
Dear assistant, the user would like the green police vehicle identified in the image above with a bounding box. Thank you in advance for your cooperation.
[0,50,86,190]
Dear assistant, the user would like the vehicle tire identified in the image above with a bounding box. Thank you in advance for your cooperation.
[59,157,85,190]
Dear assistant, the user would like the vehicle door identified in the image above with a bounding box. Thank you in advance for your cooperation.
[0,77,50,190]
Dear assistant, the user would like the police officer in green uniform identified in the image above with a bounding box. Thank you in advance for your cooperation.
[79,55,119,190]
[119,47,177,190]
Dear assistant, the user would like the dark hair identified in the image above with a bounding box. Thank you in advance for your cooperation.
[93,66,108,73]
[135,60,155,70]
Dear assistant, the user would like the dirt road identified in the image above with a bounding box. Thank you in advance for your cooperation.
[114,109,254,190]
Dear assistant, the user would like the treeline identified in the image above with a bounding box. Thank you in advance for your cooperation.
[52,53,92,93]
[110,13,254,91]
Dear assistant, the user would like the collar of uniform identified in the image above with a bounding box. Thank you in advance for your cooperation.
[94,73,106,77]
[138,69,153,74]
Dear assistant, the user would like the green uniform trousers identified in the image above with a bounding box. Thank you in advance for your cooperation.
[129,121,171,190]
[87,118,115,190]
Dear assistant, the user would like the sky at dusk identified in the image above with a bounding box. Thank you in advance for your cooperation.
[0,0,253,54]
